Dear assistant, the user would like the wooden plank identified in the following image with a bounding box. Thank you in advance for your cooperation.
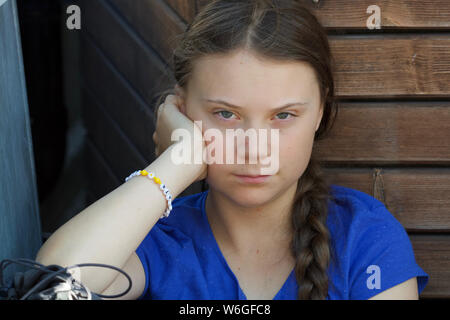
[80,32,157,161]
[324,168,450,233]
[105,0,450,97]
[411,235,450,299]
[165,0,198,23]
[81,84,149,181]
[84,138,121,202]
[108,0,187,64]
[330,35,450,97]
[304,0,450,30]
[81,82,206,200]
[80,0,172,107]
[197,0,450,30]
[314,102,450,164]
[0,0,42,280]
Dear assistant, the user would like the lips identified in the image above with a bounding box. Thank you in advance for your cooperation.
[234,174,271,184]
[236,174,269,177]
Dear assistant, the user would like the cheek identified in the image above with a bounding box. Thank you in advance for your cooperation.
[279,129,315,165]
[205,162,232,189]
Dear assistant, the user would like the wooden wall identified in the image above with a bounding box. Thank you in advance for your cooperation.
[78,0,450,299]
[78,0,205,204]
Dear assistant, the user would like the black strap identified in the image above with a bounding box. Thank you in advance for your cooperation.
[0,258,132,300]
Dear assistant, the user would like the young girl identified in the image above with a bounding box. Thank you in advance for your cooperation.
[36,0,428,300]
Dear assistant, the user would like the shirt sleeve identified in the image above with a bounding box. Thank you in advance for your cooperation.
[348,205,429,300]
[134,220,190,300]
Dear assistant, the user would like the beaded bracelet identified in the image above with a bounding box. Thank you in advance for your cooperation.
[125,170,173,218]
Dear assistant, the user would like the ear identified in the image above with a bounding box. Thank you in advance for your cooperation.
[174,84,187,114]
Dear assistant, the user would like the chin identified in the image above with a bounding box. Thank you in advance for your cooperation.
[222,185,277,209]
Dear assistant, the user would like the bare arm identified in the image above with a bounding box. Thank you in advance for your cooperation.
[368,277,419,300]
[35,142,204,294]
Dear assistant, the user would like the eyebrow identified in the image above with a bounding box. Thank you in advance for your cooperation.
[203,98,309,112]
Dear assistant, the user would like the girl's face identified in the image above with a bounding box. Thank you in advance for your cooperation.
[177,49,324,208]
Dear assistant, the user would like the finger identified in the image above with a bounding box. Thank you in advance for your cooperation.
[165,94,182,111]
[165,94,177,105]
[152,131,158,144]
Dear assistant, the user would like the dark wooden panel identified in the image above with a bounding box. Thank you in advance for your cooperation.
[81,85,149,181]
[80,32,157,162]
[411,235,450,299]
[197,0,450,29]
[314,102,450,164]
[165,0,198,23]
[324,168,450,233]
[80,0,172,107]
[84,138,120,203]
[331,35,450,97]
[109,0,186,65]
[81,83,205,200]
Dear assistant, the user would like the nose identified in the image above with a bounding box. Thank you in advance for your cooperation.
[234,123,273,165]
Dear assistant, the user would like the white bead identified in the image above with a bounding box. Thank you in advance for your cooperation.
[126,169,173,219]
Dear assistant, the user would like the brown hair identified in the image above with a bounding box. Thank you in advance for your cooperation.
[155,0,339,299]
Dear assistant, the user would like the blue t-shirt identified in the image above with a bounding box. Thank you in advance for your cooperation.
[136,184,429,300]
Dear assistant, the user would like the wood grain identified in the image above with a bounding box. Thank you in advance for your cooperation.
[303,0,450,30]
[106,0,450,97]
[324,167,450,233]
[330,35,450,97]
[197,0,450,29]
[412,235,450,298]
[314,102,450,163]
[80,33,157,162]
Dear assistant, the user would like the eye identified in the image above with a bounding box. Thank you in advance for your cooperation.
[275,112,296,120]
[214,110,237,120]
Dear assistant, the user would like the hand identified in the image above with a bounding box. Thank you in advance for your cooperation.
[152,94,207,182]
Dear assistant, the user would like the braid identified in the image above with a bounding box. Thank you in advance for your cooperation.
[290,155,335,299]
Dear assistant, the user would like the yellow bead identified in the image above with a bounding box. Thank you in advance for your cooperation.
[154,177,161,184]
[140,170,148,176]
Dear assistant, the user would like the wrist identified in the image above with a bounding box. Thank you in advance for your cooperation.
[144,142,205,198]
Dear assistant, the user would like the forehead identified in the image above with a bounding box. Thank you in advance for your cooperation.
[189,50,320,103]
